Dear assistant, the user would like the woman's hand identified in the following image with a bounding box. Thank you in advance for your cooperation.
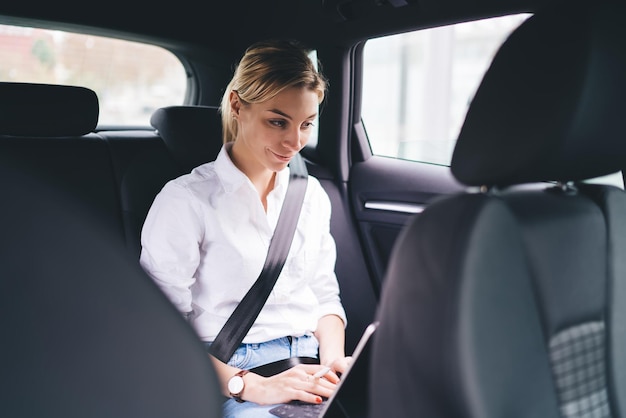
[326,355,353,376]
[243,364,340,405]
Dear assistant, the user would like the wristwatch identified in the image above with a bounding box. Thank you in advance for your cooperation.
[227,370,249,403]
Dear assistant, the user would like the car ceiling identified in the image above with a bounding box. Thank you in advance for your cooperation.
[0,0,555,53]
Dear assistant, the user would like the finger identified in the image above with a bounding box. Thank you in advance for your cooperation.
[312,366,331,379]
[293,391,325,405]
[303,372,334,385]
[301,375,337,399]
[321,370,340,384]
[332,356,352,375]
[298,364,330,374]
[302,383,335,400]
[303,368,338,385]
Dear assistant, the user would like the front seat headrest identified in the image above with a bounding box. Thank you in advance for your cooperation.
[451,1,626,187]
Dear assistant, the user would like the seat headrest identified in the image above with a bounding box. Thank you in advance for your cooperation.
[451,2,626,187]
[150,105,223,170]
[0,82,99,137]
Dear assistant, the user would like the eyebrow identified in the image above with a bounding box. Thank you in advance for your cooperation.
[268,108,318,120]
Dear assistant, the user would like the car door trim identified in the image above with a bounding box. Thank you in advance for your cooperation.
[364,200,425,214]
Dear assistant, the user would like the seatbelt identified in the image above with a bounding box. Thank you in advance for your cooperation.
[209,153,309,363]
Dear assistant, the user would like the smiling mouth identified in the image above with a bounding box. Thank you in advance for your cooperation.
[270,150,293,162]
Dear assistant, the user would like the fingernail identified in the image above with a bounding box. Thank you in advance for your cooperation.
[315,396,323,404]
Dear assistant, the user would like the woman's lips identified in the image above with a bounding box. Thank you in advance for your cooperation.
[270,150,293,162]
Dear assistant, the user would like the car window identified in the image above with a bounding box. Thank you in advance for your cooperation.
[0,23,187,127]
[305,49,321,148]
[361,13,624,189]
[362,14,531,166]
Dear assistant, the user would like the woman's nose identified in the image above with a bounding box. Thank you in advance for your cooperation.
[283,128,304,150]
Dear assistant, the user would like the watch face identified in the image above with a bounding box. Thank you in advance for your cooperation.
[228,376,244,394]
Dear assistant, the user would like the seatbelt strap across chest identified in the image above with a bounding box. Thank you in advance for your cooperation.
[209,153,309,363]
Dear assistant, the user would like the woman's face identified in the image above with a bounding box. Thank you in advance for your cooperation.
[231,86,319,174]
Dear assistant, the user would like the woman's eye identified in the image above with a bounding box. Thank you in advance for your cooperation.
[302,121,315,129]
[270,120,286,128]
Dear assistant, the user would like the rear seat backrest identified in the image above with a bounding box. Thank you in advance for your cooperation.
[99,130,183,257]
[0,82,124,239]
[100,105,224,257]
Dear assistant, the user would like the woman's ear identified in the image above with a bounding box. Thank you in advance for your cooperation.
[229,90,241,117]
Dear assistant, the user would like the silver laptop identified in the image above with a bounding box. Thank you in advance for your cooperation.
[269,321,378,418]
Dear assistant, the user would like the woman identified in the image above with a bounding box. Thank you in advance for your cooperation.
[140,39,350,417]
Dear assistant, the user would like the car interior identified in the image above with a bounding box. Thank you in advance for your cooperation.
[371,2,626,417]
[1,0,625,417]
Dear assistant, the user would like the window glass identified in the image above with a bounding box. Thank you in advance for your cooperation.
[0,23,187,126]
[306,49,321,148]
[362,14,531,166]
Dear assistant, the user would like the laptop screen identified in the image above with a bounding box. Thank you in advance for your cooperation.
[319,322,378,417]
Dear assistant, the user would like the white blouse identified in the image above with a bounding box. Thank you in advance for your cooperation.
[140,143,346,343]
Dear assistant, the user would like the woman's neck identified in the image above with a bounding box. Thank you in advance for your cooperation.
[228,142,276,211]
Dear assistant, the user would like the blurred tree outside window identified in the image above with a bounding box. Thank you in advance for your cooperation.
[0,24,187,126]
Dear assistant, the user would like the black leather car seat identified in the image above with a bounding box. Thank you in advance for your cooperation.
[0,82,126,238]
[150,105,224,172]
[370,2,626,417]
[0,83,223,418]
[101,105,223,258]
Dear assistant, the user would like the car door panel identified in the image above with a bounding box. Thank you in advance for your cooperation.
[350,155,464,290]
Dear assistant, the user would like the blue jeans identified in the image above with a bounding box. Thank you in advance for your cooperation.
[207,334,319,418]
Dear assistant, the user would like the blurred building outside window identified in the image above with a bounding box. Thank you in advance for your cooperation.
[362,14,531,166]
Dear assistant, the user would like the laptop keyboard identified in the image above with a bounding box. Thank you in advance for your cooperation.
[269,401,326,418]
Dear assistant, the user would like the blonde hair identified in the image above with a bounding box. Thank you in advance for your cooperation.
[220,39,328,143]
